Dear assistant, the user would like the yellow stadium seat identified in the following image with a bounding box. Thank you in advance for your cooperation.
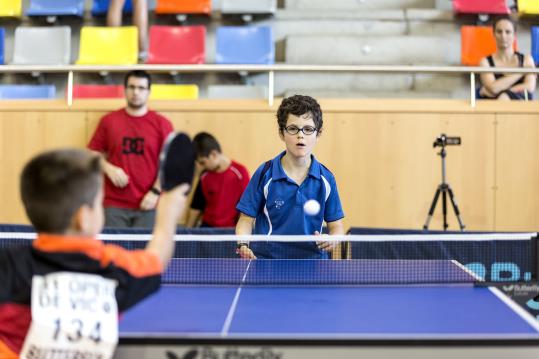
[0,0,22,17]
[76,26,138,65]
[518,0,539,15]
[150,84,199,100]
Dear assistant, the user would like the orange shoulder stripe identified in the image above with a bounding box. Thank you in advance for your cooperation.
[33,234,162,278]
[102,245,162,278]
[0,340,18,359]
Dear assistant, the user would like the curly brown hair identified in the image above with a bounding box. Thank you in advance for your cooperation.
[277,95,323,135]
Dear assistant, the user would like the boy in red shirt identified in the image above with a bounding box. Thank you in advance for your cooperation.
[186,132,250,228]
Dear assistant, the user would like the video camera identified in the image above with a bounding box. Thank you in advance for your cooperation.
[433,134,461,148]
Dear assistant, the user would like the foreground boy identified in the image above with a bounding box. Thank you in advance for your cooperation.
[0,148,190,357]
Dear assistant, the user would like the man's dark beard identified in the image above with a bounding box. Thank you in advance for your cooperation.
[127,101,145,110]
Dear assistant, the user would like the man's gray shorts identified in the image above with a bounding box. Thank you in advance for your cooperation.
[104,207,156,228]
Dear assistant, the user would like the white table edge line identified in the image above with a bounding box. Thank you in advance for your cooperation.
[489,287,539,333]
[221,260,252,336]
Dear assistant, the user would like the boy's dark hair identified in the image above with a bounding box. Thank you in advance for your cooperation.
[124,70,152,89]
[277,95,323,135]
[192,132,222,158]
[20,149,102,234]
[492,14,517,33]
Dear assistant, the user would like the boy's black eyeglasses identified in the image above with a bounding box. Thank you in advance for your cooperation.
[283,125,317,136]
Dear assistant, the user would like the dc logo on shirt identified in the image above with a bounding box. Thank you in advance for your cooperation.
[122,137,144,155]
[274,199,284,209]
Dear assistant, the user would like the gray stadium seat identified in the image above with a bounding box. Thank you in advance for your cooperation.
[13,26,71,65]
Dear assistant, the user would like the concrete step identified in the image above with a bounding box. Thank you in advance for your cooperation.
[251,73,413,95]
[260,18,406,42]
[250,72,469,97]
[285,35,461,65]
[285,0,436,10]
[283,89,457,99]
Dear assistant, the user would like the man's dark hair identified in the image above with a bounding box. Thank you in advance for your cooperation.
[277,95,323,135]
[193,132,222,158]
[492,14,517,33]
[20,149,102,234]
[124,70,152,89]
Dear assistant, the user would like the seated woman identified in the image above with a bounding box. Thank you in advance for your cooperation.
[479,15,536,100]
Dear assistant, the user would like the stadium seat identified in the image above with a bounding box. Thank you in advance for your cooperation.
[26,0,85,18]
[0,0,22,17]
[147,25,206,64]
[461,26,497,66]
[532,27,539,66]
[0,28,4,65]
[77,26,138,65]
[208,85,268,99]
[155,0,211,15]
[92,0,132,15]
[150,84,199,100]
[216,26,274,64]
[453,0,509,15]
[221,0,276,15]
[0,85,56,99]
[72,84,124,99]
[518,0,539,16]
[13,27,71,65]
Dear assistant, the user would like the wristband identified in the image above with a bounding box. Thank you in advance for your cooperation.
[150,187,161,195]
[236,242,249,254]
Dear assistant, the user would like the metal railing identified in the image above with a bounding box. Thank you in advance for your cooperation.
[1,64,538,107]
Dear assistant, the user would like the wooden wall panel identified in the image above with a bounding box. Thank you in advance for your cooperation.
[0,112,87,224]
[495,114,539,231]
[314,112,495,231]
[0,100,536,231]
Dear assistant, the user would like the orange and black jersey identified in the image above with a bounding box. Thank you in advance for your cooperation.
[0,234,163,358]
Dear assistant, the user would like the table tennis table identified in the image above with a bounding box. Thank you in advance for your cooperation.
[115,258,539,359]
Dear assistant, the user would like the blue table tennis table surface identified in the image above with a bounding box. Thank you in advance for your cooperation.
[119,259,539,341]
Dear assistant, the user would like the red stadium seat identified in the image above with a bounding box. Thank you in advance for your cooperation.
[147,25,205,64]
[155,0,210,15]
[453,0,510,15]
[73,84,124,99]
[460,26,517,66]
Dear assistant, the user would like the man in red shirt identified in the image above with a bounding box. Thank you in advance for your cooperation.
[186,132,250,228]
[88,70,173,228]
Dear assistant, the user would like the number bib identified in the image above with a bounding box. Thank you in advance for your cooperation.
[20,272,119,359]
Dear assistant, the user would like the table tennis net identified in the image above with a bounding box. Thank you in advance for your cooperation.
[1,232,537,285]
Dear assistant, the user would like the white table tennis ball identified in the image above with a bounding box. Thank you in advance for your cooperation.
[303,199,321,216]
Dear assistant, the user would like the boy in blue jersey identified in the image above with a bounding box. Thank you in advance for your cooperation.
[235,95,345,259]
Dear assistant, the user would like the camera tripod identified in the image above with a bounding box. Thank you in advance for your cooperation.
[423,145,465,231]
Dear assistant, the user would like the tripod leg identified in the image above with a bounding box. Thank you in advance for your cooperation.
[447,185,466,231]
[423,186,442,230]
[442,186,448,231]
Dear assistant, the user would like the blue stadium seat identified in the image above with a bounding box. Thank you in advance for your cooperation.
[216,26,274,64]
[0,85,56,99]
[92,0,132,15]
[0,28,4,64]
[26,0,84,17]
[532,27,539,66]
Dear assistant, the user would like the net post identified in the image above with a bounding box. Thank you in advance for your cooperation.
[534,234,539,282]
[470,72,476,108]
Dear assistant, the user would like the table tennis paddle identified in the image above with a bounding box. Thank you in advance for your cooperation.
[159,132,195,192]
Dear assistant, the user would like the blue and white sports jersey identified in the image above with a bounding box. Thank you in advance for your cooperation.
[236,151,344,259]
